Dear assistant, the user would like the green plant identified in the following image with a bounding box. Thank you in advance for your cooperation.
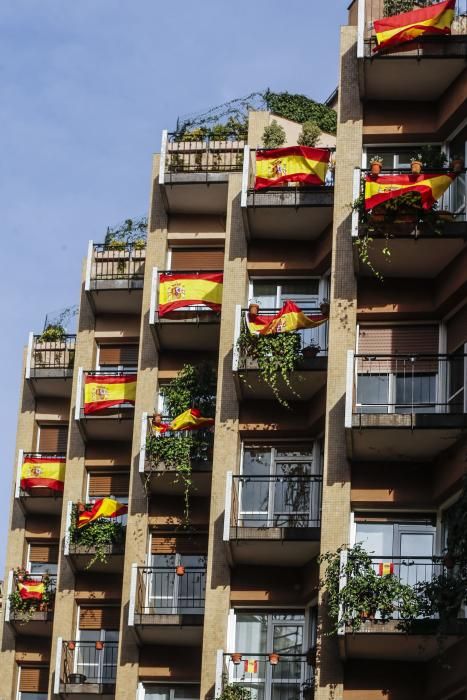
[263,90,337,135]
[9,568,54,623]
[237,324,302,408]
[217,682,252,700]
[104,217,147,247]
[410,153,423,164]
[262,120,286,149]
[181,127,208,142]
[297,120,321,147]
[369,155,384,166]
[160,363,217,417]
[39,324,66,342]
[69,505,125,569]
[383,0,435,16]
[419,146,448,170]
[416,573,466,624]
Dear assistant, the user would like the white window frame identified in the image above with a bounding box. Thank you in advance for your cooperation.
[75,608,119,682]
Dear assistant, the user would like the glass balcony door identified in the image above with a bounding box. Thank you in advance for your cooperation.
[148,554,206,614]
[356,370,438,414]
[74,629,118,683]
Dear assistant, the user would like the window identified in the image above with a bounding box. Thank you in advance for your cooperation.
[86,472,129,504]
[143,686,200,700]
[239,444,321,528]
[148,553,206,614]
[169,247,224,271]
[97,344,138,372]
[17,666,48,699]
[37,424,68,453]
[27,542,58,577]
[76,607,119,683]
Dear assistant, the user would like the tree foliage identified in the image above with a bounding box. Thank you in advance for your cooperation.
[263,90,337,135]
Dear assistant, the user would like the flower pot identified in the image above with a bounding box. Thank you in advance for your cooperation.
[67,641,76,651]
[249,303,260,316]
[153,413,163,425]
[450,158,464,173]
[320,301,330,316]
[95,640,104,650]
[77,502,86,514]
[370,162,382,175]
[302,345,320,359]
[176,565,185,576]
[231,652,242,665]
[411,161,423,175]
[68,673,86,684]
[361,609,376,621]
[268,652,280,665]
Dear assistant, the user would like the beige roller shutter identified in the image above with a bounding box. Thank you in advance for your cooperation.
[19,667,49,692]
[79,606,120,630]
[358,325,439,372]
[170,247,224,271]
[29,543,59,564]
[38,425,68,453]
[151,533,208,555]
[88,472,130,498]
[98,344,139,366]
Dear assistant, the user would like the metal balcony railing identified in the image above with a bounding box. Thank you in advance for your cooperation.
[353,353,467,414]
[59,640,118,686]
[145,415,214,472]
[154,270,223,320]
[165,133,244,175]
[220,652,314,700]
[133,566,206,616]
[79,370,137,416]
[360,0,467,55]
[29,334,76,373]
[90,242,146,283]
[230,475,323,533]
[66,502,127,556]
[359,167,467,223]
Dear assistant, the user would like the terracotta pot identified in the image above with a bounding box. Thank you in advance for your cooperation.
[302,345,320,359]
[249,303,260,316]
[95,641,104,650]
[269,652,280,665]
[231,652,242,665]
[153,413,163,425]
[370,162,382,175]
[450,158,464,173]
[67,641,76,651]
[77,502,86,514]
[176,565,185,576]
[411,161,423,174]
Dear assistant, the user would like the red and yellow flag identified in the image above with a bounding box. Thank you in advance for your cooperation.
[77,497,128,528]
[244,659,258,674]
[247,301,327,336]
[84,374,137,414]
[18,579,45,601]
[158,273,223,316]
[21,456,65,492]
[378,562,395,576]
[255,146,330,190]
[374,0,455,51]
[364,172,456,211]
[169,408,214,432]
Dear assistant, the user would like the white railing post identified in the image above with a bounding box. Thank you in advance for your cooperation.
[74,368,83,421]
[4,570,14,623]
[345,350,355,429]
[232,305,242,372]
[15,449,24,499]
[357,0,365,58]
[25,332,34,380]
[64,501,73,556]
[84,240,93,291]
[149,267,158,326]
[159,130,168,185]
[128,564,138,627]
[337,549,348,637]
[214,649,225,698]
[54,637,63,695]
[223,472,233,542]
[139,413,148,473]
[241,145,250,208]
[351,168,361,239]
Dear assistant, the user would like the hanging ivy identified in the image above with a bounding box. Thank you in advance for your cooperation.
[9,568,55,623]
[69,505,126,569]
[263,90,337,135]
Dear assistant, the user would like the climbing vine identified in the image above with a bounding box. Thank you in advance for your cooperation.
[69,505,126,569]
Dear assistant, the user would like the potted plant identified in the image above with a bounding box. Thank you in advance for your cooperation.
[410,155,423,175]
[176,565,185,576]
[67,641,76,651]
[217,682,251,700]
[268,652,280,665]
[38,324,66,343]
[369,156,384,176]
[302,343,321,359]
[95,640,104,650]
[68,673,86,684]
[450,155,464,173]
[248,301,260,316]
[230,652,242,665]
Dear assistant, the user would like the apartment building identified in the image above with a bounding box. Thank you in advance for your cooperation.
[0,1,466,699]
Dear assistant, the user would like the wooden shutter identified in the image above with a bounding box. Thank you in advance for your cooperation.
[88,472,130,498]
[170,247,224,271]
[29,543,59,564]
[19,667,49,692]
[151,533,208,554]
[79,606,120,630]
[38,425,68,453]
[447,304,467,353]
[98,344,139,366]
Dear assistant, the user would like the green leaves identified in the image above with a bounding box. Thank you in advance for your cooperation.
[104,216,148,246]
[263,90,337,135]
[69,506,125,569]
[160,363,217,418]
[262,120,286,148]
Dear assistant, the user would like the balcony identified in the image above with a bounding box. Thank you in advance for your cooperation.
[75,369,136,441]
[25,333,75,397]
[129,565,206,645]
[223,472,322,566]
[353,168,467,278]
[241,146,334,240]
[215,652,314,700]
[85,241,145,314]
[4,571,56,637]
[338,554,466,661]
[149,269,222,351]
[15,451,64,515]
[64,501,126,573]
[233,305,328,402]
[139,414,213,496]
[345,351,467,460]
[159,130,245,214]
[356,0,467,100]
[55,639,117,697]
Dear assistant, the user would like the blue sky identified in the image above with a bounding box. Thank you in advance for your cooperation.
[0,1,348,569]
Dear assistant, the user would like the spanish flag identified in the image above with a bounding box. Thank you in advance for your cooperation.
[21,456,65,492]
[159,273,223,316]
[84,373,137,414]
[247,301,327,336]
[374,0,455,51]
[365,172,456,211]
[244,659,258,674]
[77,497,128,528]
[378,562,395,576]
[255,146,330,190]
[18,579,45,601]
[169,408,214,432]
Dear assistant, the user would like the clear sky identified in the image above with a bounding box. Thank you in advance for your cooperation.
[0,0,348,570]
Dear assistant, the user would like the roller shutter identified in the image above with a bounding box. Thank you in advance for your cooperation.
[79,606,120,630]
[98,344,139,366]
[170,248,224,271]
[38,425,68,453]
[19,667,49,692]
[29,543,59,564]
[151,533,208,554]
[88,472,130,498]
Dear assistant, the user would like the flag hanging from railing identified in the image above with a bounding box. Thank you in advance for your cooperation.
[254,146,330,190]
[169,408,214,432]
[378,562,394,576]
[364,172,456,211]
[21,456,65,492]
[374,0,455,51]
[77,497,128,528]
[244,659,258,673]
[247,300,327,335]
[158,273,223,316]
[18,579,45,600]
[84,374,137,414]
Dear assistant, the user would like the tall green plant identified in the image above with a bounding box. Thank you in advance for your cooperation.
[262,120,286,148]
[297,120,321,147]
[160,363,217,417]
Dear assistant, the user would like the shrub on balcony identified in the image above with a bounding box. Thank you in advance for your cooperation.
[262,120,286,149]
[9,568,54,623]
[217,683,251,700]
[104,217,147,247]
[69,505,125,569]
[38,324,66,342]
[297,121,321,148]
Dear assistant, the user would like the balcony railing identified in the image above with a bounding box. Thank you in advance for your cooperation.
[28,334,76,374]
[245,146,335,193]
[152,270,223,321]
[133,566,206,617]
[65,501,126,558]
[219,652,314,700]
[230,475,323,533]
[359,0,467,56]
[58,640,118,688]
[77,369,137,418]
[89,242,146,284]
[164,133,244,176]
[6,572,57,622]
[145,415,214,472]
[18,453,65,498]
[352,353,466,414]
